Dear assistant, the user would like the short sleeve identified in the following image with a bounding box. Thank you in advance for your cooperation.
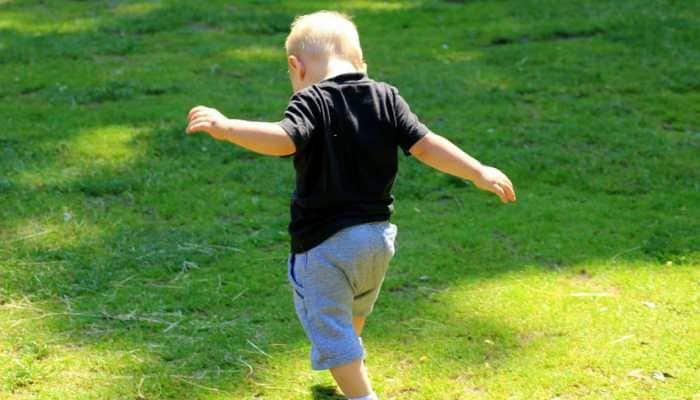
[278,90,319,155]
[392,88,430,156]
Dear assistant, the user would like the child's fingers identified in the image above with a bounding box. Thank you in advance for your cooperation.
[502,181,516,202]
[496,182,515,203]
[189,117,211,127]
[186,116,211,132]
[186,122,198,134]
[188,106,208,121]
[188,105,207,118]
[493,184,507,203]
[189,109,210,123]
[187,106,201,121]
[504,176,514,189]
[187,122,209,134]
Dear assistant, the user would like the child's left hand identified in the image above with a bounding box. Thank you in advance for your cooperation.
[473,165,517,203]
[186,106,231,140]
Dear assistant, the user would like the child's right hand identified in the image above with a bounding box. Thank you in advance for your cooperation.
[473,166,517,203]
[186,105,231,140]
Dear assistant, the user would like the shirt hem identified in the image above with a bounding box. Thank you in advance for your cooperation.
[290,215,391,254]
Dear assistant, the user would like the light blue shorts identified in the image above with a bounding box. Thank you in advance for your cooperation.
[287,221,397,370]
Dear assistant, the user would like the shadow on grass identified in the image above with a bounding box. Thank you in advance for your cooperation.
[2,0,699,399]
[311,384,346,399]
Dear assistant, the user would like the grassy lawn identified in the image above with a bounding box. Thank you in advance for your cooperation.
[1,0,698,398]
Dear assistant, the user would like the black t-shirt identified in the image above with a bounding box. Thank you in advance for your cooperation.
[278,72,430,253]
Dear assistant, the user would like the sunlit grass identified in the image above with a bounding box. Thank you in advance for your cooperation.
[0,299,149,398]
[69,126,146,164]
[10,125,146,201]
[337,1,416,12]
[224,46,285,62]
[299,0,419,12]
[0,12,97,34]
[112,1,163,17]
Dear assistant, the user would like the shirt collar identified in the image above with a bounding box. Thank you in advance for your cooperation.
[321,72,368,84]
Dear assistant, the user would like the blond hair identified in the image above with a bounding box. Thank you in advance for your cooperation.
[285,11,365,72]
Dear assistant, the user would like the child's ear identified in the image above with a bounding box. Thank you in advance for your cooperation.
[288,55,305,80]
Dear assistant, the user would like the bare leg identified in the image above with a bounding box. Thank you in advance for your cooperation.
[352,316,366,336]
[353,316,367,364]
[329,357,372,398]
[329,316,372,398]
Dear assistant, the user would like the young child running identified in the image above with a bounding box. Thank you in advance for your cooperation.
[186,10,516,400]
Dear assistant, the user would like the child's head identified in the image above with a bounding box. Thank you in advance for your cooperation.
[285,11,366,91]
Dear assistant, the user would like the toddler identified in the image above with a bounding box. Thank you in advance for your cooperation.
[186,10,516,400]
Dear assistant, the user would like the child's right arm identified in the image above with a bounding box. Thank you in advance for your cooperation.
[408,132,517,203]
[186,105,296,156]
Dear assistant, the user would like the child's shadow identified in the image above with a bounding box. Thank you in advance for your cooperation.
[311,384,346,399]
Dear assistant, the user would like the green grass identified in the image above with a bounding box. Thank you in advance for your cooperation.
[1,0,698,398]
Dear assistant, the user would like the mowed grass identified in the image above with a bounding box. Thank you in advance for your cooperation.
[1,0,699,399]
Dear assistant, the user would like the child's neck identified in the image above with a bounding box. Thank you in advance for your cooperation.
[321,57,361,80]
[301,57,361,86]
[295,56,364,92]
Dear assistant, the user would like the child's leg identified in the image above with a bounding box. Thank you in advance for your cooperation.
[329,357,373,398]
[352,316,366,336]
[286,223,395,399]
[287,251,372,396]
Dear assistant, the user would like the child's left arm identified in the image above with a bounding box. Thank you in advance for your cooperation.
[186,105,296,156]
[409,132,516,203]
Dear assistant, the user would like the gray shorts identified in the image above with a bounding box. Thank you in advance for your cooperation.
[287,221,397,370]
